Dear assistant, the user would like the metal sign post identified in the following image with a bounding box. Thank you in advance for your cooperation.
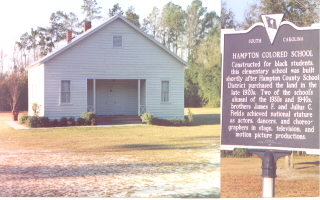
[248,149,292,197]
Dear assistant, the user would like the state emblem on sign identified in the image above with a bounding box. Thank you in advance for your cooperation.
[261,14,284,44]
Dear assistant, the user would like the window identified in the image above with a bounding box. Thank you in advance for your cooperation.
[161,81,169,102]
[61,80,71,103]
[113,35,122,47]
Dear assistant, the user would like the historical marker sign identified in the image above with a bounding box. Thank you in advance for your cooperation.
[221,16,320,153]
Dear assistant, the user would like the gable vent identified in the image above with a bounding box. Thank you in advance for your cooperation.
[113,35,122,47]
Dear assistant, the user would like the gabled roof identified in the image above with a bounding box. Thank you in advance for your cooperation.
[27,15,188,69]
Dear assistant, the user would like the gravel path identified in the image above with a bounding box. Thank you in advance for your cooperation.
[0,147,220,197]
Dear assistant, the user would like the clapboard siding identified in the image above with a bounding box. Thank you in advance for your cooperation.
[30,16,185,120]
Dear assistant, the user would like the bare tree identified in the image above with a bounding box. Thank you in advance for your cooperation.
[0,49,7,77]
[16,32,32,69]
[6,71,23,111]
[142,7,161,38]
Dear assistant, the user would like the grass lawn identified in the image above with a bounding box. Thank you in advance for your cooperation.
[0,108,220,161]
[0,107,221,197]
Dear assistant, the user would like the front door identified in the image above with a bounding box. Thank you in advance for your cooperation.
[96,79,138,116]
[106,82,115,115]
[96,80,123,115]
[96,80,109,115]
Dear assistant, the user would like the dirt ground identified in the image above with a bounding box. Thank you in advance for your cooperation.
[2,110,319,197]
[221,155,320,198]
[0,148,220,197]
[0,109,220,198]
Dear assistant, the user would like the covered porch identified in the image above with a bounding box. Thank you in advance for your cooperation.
[87,79,146,116]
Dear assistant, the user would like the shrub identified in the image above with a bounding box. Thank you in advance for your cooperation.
[26,116,39,128]
[25,116,50,128]
[221,150,232,157]
[151,118,190,126]
[32,102,41,116]
[76,118,86,126]
[60,117,68,127]
[187,108,193,123]
[232,148,251,158]
[51,119,60,127]
[80,112,96,125]
[140,113,154,124]
[141,113,190,126]
[91,118,97,125]
[38,117,49,127]
[67,117,75,126]
[169,118,189,126]
[151,118,170,126]
[19,115,29,124]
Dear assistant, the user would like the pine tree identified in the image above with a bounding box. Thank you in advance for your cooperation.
[125,6,140,27]
[221,1,237,29]
[185,0,207,59]
[241,0,320,29]
[108,3,124,18]
[142,7,161,38]
[161,2,186,54]
[81,0,102,22]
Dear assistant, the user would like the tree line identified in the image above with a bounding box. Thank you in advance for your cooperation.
[2,0,317,111]
[0,0,221,111]
[222,0,319,30]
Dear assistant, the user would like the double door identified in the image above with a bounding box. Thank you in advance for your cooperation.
[96,80,138,115]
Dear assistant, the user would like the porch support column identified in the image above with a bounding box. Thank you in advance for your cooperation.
[93,79,96,114]
[138,79,141,116]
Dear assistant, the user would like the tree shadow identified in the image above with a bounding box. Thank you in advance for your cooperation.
[117,144,205,151]
[191,114,220,126]
[189,136,220,140]
[294,161,320,169]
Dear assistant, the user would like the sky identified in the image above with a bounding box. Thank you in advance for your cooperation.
[0,0,220,54]
[223,0,256,23]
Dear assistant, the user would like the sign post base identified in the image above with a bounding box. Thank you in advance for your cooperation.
[263,177,275,197]
[248,149,292,197]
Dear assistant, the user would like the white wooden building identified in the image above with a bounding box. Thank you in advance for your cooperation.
[27,15,187,120]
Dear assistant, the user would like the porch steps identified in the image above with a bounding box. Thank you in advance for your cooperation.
[96,115,142,125]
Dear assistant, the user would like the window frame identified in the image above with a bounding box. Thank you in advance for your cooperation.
[161,80,170,103]
[60,80,72,105]
[113,35,123,48]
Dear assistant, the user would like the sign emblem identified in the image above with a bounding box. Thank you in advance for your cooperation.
[261,14,284,44]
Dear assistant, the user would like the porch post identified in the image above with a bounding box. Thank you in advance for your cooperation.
[93,79,96,114]
[138,79,141,116]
